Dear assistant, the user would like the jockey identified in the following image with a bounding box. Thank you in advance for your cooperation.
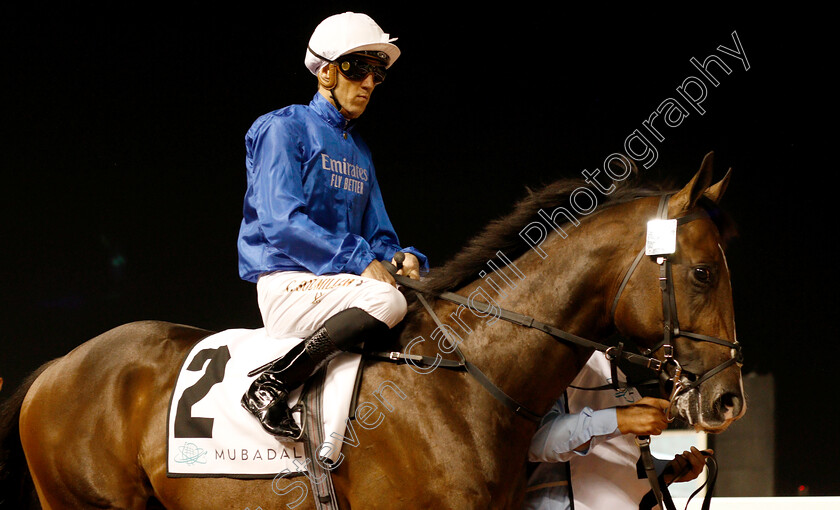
[237,12,428,440]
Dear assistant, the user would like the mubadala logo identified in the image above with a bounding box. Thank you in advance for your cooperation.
[214,446,305,461]
[173,442,208,465]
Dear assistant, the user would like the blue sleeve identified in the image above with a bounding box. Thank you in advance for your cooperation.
[528,398,621,463]
[249,118,378,275]
[361,170,430,273]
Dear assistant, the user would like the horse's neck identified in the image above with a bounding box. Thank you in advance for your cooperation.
[435,206,644,419]
[466,243,608,411]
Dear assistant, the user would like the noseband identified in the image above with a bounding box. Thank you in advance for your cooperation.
[365,193,739,510]
[372,193,742,424]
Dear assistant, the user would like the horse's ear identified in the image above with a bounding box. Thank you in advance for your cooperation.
[669,151,715,215]
[704,167,731,204]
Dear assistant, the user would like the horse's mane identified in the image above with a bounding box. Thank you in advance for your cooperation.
[420,176,736,295]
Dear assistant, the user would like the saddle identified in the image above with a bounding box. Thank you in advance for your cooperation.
[166,328,362,478]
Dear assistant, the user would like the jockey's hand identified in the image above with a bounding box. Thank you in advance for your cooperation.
[362,259,397,287]
[394,252,421,280]
[616,397,670,436]
[665,446,713,484]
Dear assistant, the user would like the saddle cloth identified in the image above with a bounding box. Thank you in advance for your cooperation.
[166,327,361,478]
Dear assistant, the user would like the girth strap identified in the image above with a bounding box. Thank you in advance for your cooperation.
[300,370,340,509]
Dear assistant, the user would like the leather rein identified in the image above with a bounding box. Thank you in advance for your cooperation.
[364,194,742,510]
[371,194,742,426]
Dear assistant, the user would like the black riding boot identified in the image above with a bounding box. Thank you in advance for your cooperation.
[241,307,387,440]
[241,327,339,439]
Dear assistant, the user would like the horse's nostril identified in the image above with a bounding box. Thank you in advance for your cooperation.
[717,392,739,411]
[683,371,698,383]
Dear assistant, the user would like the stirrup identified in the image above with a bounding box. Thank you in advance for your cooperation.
[240,388,304,441]
[279,402,307,443]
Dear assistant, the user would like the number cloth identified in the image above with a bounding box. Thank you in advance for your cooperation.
[167,328,364,477]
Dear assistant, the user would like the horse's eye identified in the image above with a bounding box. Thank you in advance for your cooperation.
[693,267,712,284]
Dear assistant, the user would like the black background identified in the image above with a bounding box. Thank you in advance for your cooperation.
[1,4,833,497]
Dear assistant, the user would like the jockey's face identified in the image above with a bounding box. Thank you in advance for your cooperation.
[334,72,376,119]
[318,55,385,120]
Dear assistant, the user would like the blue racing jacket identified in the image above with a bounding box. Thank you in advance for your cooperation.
[237,93,428,282]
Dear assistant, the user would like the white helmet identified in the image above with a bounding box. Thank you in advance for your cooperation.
[304,12,400,75]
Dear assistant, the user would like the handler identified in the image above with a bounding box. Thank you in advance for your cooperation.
[523,353,710,509]
[237,12,427,440]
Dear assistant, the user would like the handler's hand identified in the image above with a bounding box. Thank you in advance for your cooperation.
[615,397,670,436]
[394,253,421,280]
[362,260,397,287]
[665,446,713,484]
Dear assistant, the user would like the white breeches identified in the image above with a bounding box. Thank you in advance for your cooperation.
[256,271,408,338]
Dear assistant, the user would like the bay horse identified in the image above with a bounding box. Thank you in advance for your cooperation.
[1,153,745,509]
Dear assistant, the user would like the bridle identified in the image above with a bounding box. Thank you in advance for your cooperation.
[371,193,742,425]
[609,193,741,510]
[609,194,743,420]
[363,193,742,510]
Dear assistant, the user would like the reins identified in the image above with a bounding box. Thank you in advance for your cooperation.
[368,195,741,424]
[365,275,666,423]
[371,250,722,509]
[362,194,739,510]
[611,195,742,416]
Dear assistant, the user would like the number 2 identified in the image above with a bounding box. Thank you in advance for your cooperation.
[174,345,231,438]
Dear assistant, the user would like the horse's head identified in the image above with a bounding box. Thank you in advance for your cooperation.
[613,152,745,433]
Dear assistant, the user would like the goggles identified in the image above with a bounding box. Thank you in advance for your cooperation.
[336,55,387,84]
